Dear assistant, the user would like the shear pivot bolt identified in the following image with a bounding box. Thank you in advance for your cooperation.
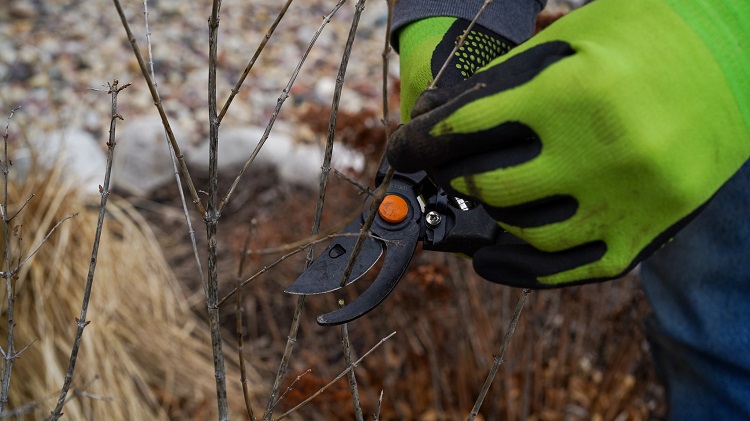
[378,194,409,224]
[425,211,441,227]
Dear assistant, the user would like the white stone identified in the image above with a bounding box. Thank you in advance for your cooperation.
[18,127,107,195]
[186,125,364,189]
[111,116,187,197]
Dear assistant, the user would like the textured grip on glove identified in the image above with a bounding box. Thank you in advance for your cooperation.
[398,17,514,121]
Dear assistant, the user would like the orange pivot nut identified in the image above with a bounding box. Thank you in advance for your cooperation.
[378,194,409,224]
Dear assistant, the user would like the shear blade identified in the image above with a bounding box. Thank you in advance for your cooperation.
[316,222,420,325]
[285,219,383,295]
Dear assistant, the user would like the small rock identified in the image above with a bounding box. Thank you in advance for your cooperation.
[111,116,187,197]
[8,1,36,19]
[18,127,107,194]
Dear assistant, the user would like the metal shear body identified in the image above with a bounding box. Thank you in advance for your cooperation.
[285,160,504,325]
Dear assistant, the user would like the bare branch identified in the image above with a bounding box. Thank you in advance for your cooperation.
[218,0,295,123]
[374,389,384,421]
[273,369,311,408]
[333,169,372,196]
[219,0,347,213]
[206,0,231,417]
[260,4,348,419]
[340,311,364,421]
[7,194,35,222]
[263,296,304,421]
[111,0,206,216]
[142,0,208,298]
[0,106,21,411]
[50,80,129,420]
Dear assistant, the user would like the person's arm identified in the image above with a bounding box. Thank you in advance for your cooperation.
[388,0,750,288]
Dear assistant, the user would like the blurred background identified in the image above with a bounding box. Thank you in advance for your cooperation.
[0,0,665,419]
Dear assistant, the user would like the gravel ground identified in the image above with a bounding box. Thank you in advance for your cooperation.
[1,0,396,146]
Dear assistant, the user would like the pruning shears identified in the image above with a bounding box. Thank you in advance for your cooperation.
[285,157,515,325]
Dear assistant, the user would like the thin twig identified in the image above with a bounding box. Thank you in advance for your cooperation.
[50,80,129,420]
[111,0,205,216]
[218,0,295,123]
[430,0,495,89]
[219,0,347,213]
[1,376,99,419]
[374,389,384,421]
[7,193,35,222]
[333,169,372,196]
[0,107,20,412]
[274,331,397,420]
[9,214,78,278]
[314,3,369,415]
[142,0,207,295]
[340,312,364,421]
[318,0,366,255]
[466,289,531,421]
[262,296,305,421]
[309,0,366,258]
[273,369,311,408]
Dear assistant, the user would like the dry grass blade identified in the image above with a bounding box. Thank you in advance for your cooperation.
[0,148,256,419]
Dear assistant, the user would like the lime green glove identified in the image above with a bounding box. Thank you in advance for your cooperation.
[388,0,750,287]
[398,17,514,122]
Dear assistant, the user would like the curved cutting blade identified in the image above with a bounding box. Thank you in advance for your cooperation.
[316,222,420,325]
[285,218,383,295]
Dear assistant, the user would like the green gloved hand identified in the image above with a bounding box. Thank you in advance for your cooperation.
[388,0,750,288]
[398,17,514,122]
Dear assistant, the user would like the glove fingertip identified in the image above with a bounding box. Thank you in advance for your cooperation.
[386,125,422,173]
[410,87,451,118]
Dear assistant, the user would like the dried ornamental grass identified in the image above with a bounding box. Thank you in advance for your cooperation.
[0,162,255,419]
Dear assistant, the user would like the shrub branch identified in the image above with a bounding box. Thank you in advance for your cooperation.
[50,80,129,420]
